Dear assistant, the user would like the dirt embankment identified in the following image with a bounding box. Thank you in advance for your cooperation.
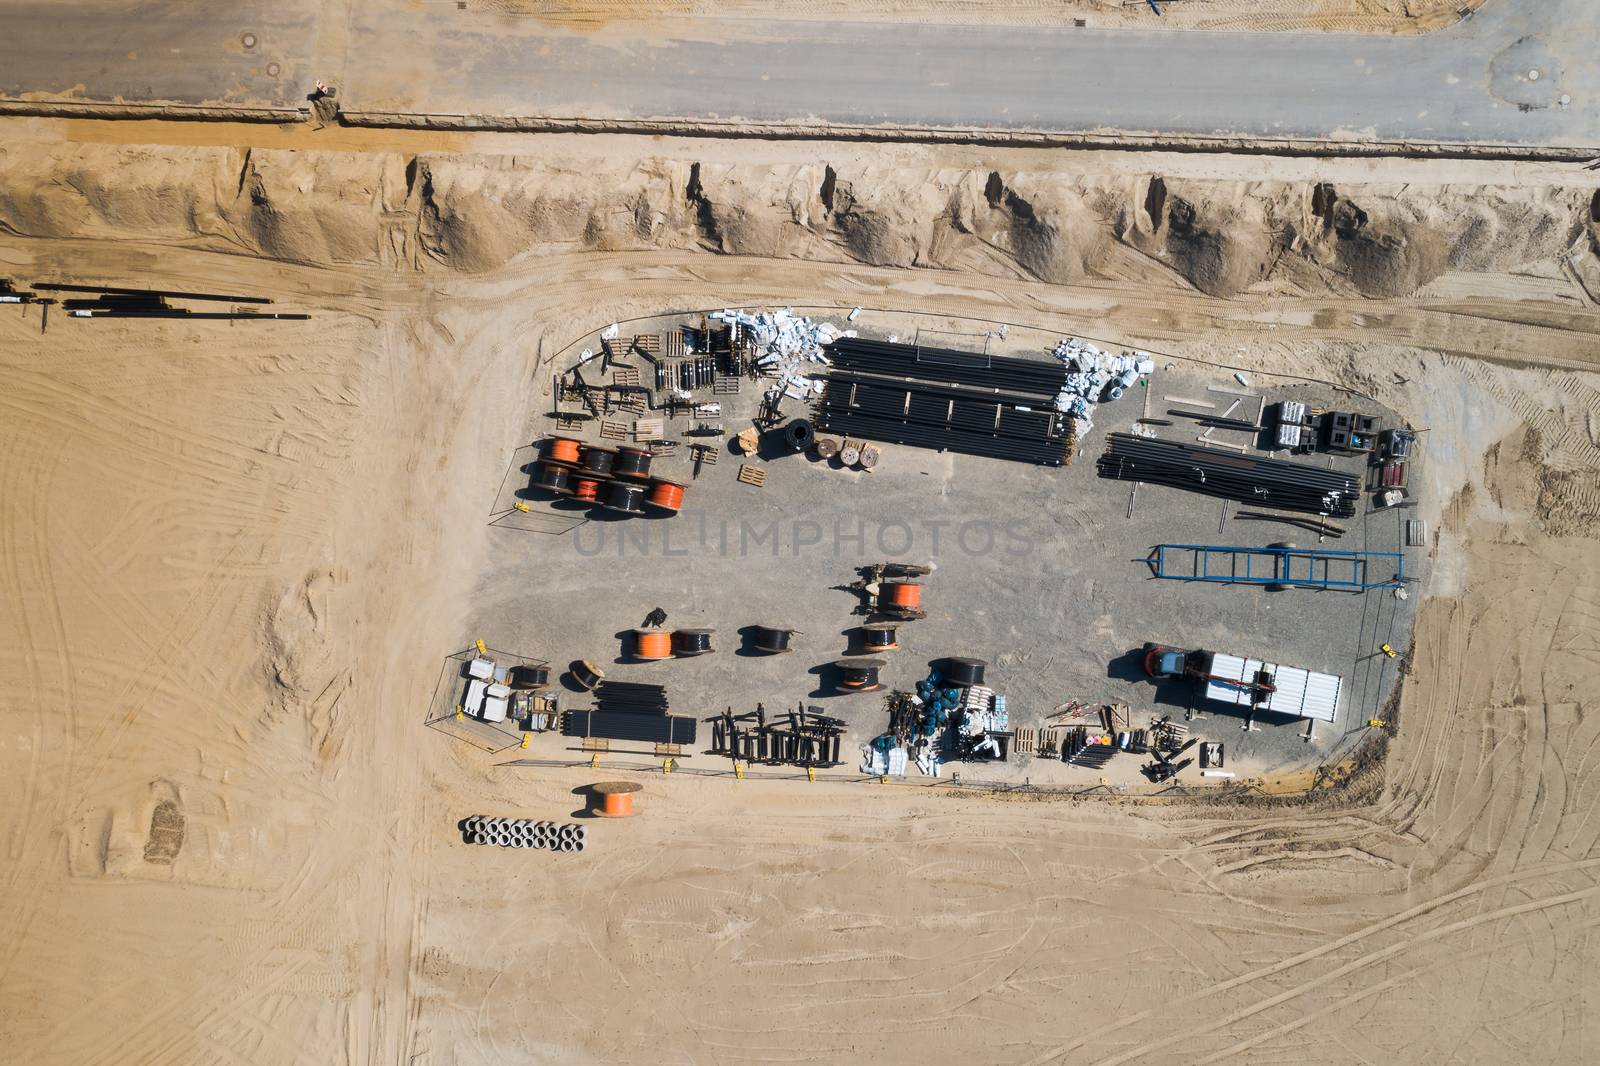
[0,142,1593,300]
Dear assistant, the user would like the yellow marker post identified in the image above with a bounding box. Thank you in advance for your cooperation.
[663,758,674,774]
[1368,719,1389,728]
[807,766,816,783]
[1380,643,1396,659]
[455,703,465,722]
[590,753,600,769]
[880,774,889,785]
[734,762,745,780]
[514,501,532,513]
[521,732,531,749]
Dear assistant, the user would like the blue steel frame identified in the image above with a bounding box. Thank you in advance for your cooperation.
[1147,544,1404,590]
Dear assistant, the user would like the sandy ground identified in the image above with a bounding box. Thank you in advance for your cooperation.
[483,0,1488,33]
[1,126,1599,1063]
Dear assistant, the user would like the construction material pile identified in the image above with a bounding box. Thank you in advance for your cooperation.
[711,307,846,408]
[1097,433,1362,518]
[706,704,845,768]
[1050,338,1155,439]
[460,816,587,853]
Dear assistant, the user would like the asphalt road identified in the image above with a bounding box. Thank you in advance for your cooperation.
[1,1,1595,148]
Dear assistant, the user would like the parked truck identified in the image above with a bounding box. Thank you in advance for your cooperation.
[1143,643,1342,724]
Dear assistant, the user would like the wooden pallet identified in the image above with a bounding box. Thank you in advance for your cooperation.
[600,419,630,441]
[634,333,662,355]
[663,329,684,360]
[647,440,678,458]
[580,737,611,753]
[1014,727,1037,755]
[713,374,741,395]
[737,464,767,488]
[632,417,664,441]
[689,443,719,466]
[606,393,646,415]
[653,742,683,758]
[612,366,641,388]
[602,336,631,360]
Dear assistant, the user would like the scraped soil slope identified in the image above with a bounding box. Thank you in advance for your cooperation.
[1,135,1599,1064]
[2,142,1595,301]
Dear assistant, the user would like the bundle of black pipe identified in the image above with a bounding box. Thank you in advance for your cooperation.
[823,337,1067,401]
[836,657,886,692]
[785,419,814,452]
[751,626,796,654]
[569,659,605,691]
[534,460,574,493]
[814,374,1072,466]
[613,447,653,480]
[1096,433,1361,518]
[672,628,716,657]
[595,680,670,714]
[862,622,900,651]
[942,656,988,687]
[596,480,646,515]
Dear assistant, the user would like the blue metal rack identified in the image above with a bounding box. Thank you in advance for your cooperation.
[1146,544,1404,591]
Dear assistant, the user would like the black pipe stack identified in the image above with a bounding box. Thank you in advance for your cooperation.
[1096,433,1362,518]
[813,338,1073,466]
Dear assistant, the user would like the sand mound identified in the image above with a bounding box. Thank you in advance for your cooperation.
[1312,190,1448,297]
[232,149,396,265]
[1126,178,1282,297]
[947,172,1110,284]
[0,143,232,243]
[1,143,1594,305]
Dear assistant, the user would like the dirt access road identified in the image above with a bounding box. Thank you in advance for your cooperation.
[1,159,1598,1064]
[1,0,1594,151]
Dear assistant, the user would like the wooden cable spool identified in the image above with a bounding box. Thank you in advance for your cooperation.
[633,628,673,660]
[534,460,575,493]
[671,628,715,657]
[573,477,604,503]
[578,444,618,477]
[943,656,988,687]
[596,479,646,515]
[592,780,642,818]
[547,436,583,464]
[750,625,796,654]
[570,659,605,690]
[836,657,886,692]
[613,446,653,480]
[862,622,900,651]
[647,479,686,513]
